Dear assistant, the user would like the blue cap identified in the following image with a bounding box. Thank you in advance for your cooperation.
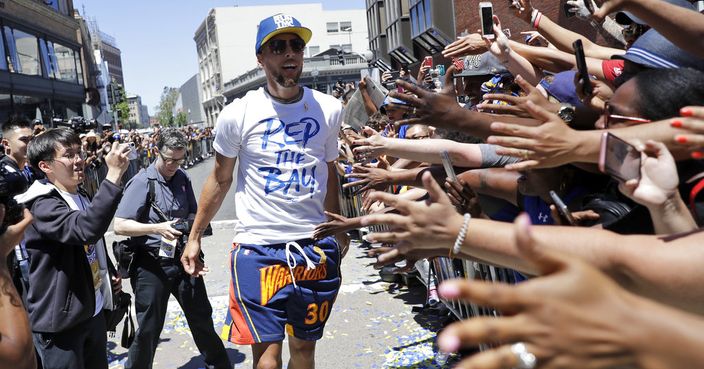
[255,14,312,54]
[615,29,704,71]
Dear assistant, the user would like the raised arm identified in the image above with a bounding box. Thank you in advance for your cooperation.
[595,0,704,59]
[361,171,704,315]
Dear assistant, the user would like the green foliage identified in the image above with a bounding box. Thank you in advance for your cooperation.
[175,111,187,126]
[157,87,179,127]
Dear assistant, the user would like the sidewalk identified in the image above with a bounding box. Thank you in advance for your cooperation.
[105,223,458,369]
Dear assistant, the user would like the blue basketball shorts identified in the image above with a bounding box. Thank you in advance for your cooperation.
[221,236,341,344]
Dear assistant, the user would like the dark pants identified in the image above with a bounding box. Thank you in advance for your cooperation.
[125,252,230,369]
[33,313,108,369]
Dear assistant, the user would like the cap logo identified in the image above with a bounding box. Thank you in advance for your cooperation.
[273,14,295,29]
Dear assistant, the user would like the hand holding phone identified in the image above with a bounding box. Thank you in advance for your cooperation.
[479,2,495,40]
[572,39,593,96]
[549,190,577,225]
[599,132,642,182]
[440,150,458,182]
[422,56,434,69]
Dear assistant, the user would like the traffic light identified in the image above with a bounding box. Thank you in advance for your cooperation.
[107,83,115,106]
[337,49,345,65]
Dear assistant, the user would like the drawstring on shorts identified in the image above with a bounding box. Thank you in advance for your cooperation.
[285,241,316,288]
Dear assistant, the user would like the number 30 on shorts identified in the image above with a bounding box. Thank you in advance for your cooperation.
[304,301,330,325]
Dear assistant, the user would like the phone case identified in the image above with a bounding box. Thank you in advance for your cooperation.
[598,132,608,173]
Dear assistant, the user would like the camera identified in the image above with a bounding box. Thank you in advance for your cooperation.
[52,116,97,134]
[171,218,192,235]
[0,165,27,234]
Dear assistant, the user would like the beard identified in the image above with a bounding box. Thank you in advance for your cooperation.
[274,68,302,88]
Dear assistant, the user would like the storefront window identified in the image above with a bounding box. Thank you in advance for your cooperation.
[39,39,56,78]
[53,42,78,83]
[3,26,18,73]
[0,29,6,71]
[12,29,41,76]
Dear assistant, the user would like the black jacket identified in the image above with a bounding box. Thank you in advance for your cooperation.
[20,179,123,333]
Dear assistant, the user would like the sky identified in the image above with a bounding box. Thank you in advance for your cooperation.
[74,0,365,113]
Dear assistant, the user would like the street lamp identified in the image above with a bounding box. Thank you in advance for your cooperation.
[310,68,319,91]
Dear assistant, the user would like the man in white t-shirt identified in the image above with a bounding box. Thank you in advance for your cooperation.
[181,13,349,369]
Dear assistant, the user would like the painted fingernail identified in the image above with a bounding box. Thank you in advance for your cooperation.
[676,135,688,144]
[438,334,460,352]
[681,107,694,117]
[671,120,683,128]
[692,151,704,159]
[438,283,460,298]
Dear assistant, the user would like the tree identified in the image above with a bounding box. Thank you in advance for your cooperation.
[114,85,130,124]
[175,111,187,127]
[156,87,179,127]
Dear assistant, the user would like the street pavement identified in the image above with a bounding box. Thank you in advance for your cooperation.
[105,157,458,369]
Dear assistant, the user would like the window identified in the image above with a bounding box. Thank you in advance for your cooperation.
[326,22,338,33]
[53,43,78,83]
[12,29,41,76]
[75,51,83,85]
[39,39,56,78]
[0,29,7,71]
[340,21,352,32]
[341,44,352,52]
[307,45,320,56]
[3,27,18,72]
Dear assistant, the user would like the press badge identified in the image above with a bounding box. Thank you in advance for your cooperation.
[159,237,177,258]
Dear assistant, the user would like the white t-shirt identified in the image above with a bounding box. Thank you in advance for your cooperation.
[213,87,343,244]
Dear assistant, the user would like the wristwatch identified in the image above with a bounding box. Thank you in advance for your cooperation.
[557,103,575,124]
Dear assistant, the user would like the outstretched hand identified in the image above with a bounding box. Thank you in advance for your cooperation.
[488,101,583,170]
[435,213,641,368]
[388,66,465,131]
[442,33,487,58]
[477,75,560,118]
[359,172,464,263]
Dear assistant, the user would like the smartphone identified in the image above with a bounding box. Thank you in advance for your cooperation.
[479,2,495,40]
[422,56,433,69]
[127,142,139,160]
[452,57,465,72]
[599,132,641,182]
[563,2,575,17]
[572,39,593,96]
[583,0,595,14]
[549,190,577,225]
[440,150,458,182]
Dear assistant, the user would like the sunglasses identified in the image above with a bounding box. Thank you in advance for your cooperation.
[603,102,651,128]
[267,38,306,55]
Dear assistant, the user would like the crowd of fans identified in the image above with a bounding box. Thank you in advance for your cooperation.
[318,0,704,366]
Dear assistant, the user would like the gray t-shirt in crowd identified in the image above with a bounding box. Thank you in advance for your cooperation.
[479,143,522,168]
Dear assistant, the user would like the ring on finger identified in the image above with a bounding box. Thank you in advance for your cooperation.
[412,107,417,115]
[510,343,537,369]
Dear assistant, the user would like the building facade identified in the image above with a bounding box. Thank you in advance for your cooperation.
[126,94,147,127]
[177,73,205,126]
[194,3,367,126]
[366,0,608,73]
[0,0,87,124]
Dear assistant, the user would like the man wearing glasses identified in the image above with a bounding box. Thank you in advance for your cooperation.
[181,13,348,369]
[113,128,230,369]
[18,128,130,369]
